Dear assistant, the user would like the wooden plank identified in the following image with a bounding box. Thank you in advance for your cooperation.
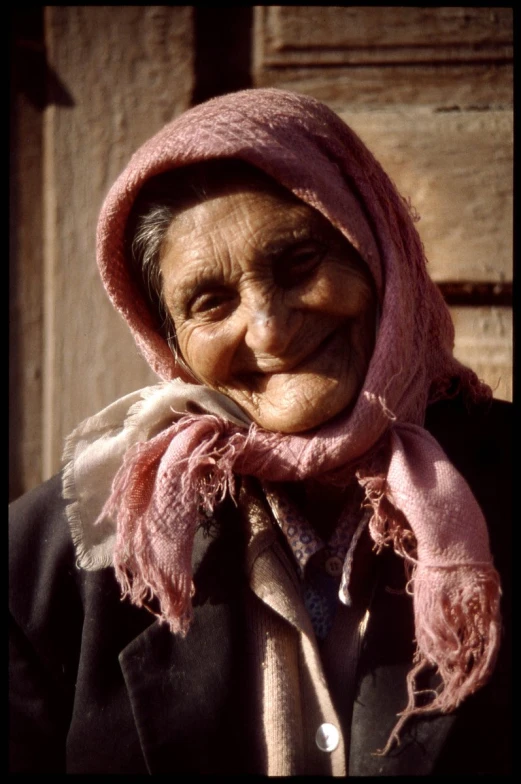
[254,62,513,110]
[253,7,513,108]
[342,109,512,283]
[257,7,512,66]
[449,306,512,402]
[43,6,194,478]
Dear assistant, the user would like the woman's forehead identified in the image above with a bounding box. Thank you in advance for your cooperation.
[165,174,318,238]
[163,177,365,267]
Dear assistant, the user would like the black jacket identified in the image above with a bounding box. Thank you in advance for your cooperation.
[9,397,512,775]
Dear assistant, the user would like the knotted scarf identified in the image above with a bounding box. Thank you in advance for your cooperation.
[66,88,501,752]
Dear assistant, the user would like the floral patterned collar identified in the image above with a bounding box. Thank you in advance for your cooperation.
[261,481,370,608]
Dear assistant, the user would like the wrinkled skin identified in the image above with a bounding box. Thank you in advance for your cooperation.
[160,175,377,435]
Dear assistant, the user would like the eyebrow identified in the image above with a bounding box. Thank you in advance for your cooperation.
[256,223,325,258]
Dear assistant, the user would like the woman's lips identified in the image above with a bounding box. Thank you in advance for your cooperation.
[237,326,347,390]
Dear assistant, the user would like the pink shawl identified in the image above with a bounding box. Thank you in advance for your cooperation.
[96,88,500,750]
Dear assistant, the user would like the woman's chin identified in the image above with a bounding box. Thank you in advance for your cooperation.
[231,373,360,434]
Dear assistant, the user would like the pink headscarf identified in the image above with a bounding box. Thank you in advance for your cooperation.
[96,88,500,749]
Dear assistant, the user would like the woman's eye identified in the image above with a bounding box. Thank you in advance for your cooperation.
[189,289,235,320]
[276,243,324,287]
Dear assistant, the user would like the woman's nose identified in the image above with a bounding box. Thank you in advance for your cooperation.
[243,296,298,356]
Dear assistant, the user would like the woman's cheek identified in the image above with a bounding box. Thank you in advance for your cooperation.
[315,259,376,316]
[298,274,362,317]
[180,324,232,386]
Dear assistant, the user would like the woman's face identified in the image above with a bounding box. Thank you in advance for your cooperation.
[160,175,377,433]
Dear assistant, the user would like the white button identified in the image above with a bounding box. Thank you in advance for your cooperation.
[324,555,343,577]
[315,722,340,752]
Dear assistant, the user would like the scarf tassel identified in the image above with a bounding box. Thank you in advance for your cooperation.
[360,474,501,754]
[377,563,501,755]
[114,558,195,636]
[98,416,245,636]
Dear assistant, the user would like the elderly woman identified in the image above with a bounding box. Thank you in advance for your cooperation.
[9,89,511,775]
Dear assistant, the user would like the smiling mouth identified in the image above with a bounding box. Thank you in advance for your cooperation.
[239,326,345,389]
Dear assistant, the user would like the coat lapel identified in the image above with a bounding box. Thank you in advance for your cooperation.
[119,595,237,773]
[349,547,456,775]
[119,509,257,774]
[349,661,456,775]
[118,504,462,775]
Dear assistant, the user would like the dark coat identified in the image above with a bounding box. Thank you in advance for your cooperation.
[9,397,512,775]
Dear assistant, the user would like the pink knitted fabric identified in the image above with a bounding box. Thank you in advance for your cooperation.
[96,89,500,747]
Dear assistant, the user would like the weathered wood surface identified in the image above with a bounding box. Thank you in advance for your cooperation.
[255,6,513,66]
[343,109,513,283]
[42,6,194,479]
[450,306,512,403]
[254,63,513,110]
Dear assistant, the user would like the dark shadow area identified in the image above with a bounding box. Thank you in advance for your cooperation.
[438,281,512,307]
[10,8,45,501]
[192,7,253,105]
[11,7,74,111]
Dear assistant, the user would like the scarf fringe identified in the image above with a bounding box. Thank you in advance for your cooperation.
[97,415,246,635]
[359,471,501,755]
[429,367,492,409]
[115,560,195,636]
[62,441,112,570]
[358,472,417,562]
[377,563,501,755]
[412,564,501,702]
[93,412,501,749]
